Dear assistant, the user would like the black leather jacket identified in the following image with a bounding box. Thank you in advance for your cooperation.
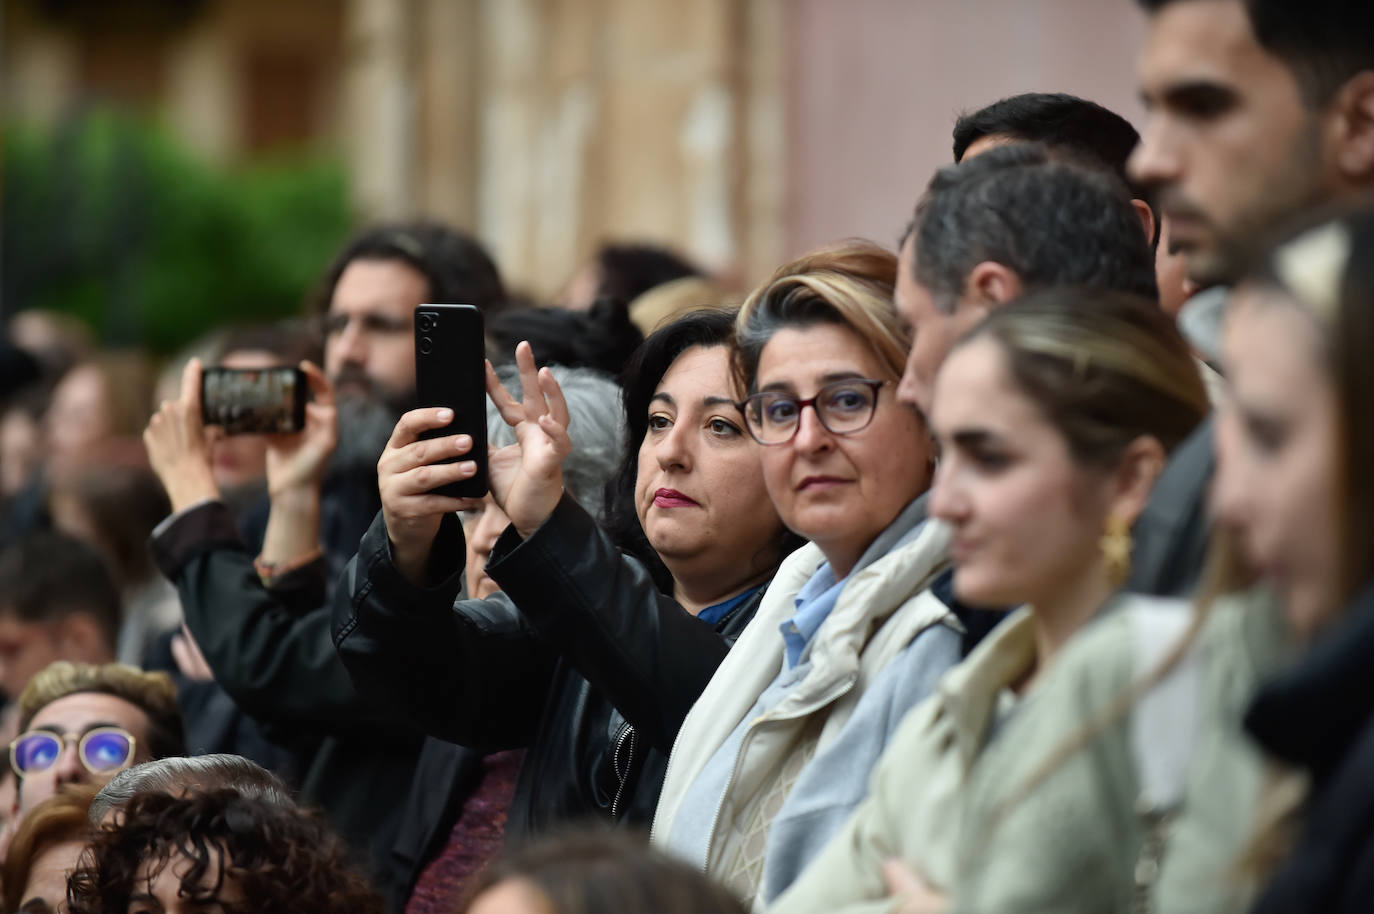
[332,494,764,837]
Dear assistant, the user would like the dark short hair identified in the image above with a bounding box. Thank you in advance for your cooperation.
[307,221,506,317]
[68,790,385,914]
[594,243,702,306]
[0,532,121,650]
[953,93,1142,193]
[909,143,1158,313]
[1137,0,1374,106]
[486,299,644,376]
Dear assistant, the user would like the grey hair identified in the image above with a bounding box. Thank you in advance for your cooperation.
[488,365,625,520]
[909,143,1158,313]
[88,754,293,824]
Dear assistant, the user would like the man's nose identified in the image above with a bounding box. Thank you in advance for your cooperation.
[53,741,87,786]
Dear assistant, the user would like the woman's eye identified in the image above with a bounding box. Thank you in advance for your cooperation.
[763,400,798,424]
[828,389,868,412]
[708,418,741,437]
[647,414,672,432]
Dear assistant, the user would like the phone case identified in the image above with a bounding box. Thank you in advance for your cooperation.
[414,303,489,498]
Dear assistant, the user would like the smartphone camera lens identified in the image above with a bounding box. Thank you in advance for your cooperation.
[417,314,435,332]
[419,337,433,354]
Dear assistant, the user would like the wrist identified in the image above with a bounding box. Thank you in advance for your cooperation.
[165,469,221,514]
[268,483,323,511]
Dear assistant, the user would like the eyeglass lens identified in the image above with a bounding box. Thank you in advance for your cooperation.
[12,729,133,774]
[747,380,880,442]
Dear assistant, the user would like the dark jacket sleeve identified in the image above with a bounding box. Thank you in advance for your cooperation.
[484,494,730,753]
[149,500,394,731]
[331,508,558,752]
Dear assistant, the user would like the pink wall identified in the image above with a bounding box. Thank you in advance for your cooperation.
[784,0,1149,256]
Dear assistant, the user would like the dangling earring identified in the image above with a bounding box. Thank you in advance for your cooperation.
[1101,515,1133,590]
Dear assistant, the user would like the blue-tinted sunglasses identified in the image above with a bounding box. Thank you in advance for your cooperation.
[9,727,136,778]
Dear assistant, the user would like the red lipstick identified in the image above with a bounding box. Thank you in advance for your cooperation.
[654,488,699,508]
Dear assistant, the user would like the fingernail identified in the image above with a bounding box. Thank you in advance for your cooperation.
[456,435,471,448]
[459,461,476,473]
[437,409,453,421]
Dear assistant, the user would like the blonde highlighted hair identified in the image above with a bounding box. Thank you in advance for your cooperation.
[731,239,903,393]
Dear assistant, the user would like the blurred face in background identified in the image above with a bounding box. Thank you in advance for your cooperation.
[207,349,277,493]
[0,407,42,498]
[45,366,112,474]
[323,257,426,406]
[1212,287,1340,636]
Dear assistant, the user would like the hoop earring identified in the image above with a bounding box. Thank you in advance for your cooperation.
[1101,515,1133,590]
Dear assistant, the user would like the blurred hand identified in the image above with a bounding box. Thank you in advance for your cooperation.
[378,410,485,585]
[171,623,215,682]
[882,859,948,914]
[485,341,573,539]
[265,361,338,497]
[144,358,221,513]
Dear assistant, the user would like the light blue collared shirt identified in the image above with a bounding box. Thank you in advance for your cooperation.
[780,563,846,668]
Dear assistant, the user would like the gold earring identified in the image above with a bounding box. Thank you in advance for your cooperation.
[1101,515,1133,589]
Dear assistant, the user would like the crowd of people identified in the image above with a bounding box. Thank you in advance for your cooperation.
[0,0,1372,910]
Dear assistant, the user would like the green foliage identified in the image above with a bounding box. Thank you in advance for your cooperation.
[2,112,353,355]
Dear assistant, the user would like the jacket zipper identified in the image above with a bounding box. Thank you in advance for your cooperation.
[611,721,637,821]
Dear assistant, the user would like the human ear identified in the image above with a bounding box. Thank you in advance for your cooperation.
[1332,71,1374,181]
[1107,436,1169,528]
[1131,199,1157,246]
[965,262,1025,308]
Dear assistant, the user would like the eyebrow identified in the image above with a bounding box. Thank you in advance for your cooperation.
[1142,78,1238,109]
[31,721,125,736]
[758,370,868,393]
[944,428,1002,450]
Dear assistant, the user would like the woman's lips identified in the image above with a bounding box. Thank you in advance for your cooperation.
[654,488,700,508]
[797,475,848,492]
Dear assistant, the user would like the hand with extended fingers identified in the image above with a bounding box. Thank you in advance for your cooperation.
[264,362,337,497]
[144,358,221,513]
[378,341,572,585]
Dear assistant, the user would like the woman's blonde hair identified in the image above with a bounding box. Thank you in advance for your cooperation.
[731,239,903,394]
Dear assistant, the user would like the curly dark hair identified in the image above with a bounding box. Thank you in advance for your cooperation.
[66,790,384,914]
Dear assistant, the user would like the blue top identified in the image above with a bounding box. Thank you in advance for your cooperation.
[699,584,764,628]
[781,565,846,668]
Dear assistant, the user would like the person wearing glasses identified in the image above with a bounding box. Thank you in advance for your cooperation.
[644,239,960,908]
[8,661,184,825]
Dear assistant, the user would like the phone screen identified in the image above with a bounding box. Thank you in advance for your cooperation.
[201,366,306,435]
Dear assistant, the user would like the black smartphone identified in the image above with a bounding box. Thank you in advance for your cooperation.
[414,304,489,498]
[201,366,307,435]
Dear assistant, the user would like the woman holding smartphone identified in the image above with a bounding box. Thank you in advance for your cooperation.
[335,307,797,837]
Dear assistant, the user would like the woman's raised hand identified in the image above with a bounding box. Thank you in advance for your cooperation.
[377,410,485,585]
[485,341,574,539]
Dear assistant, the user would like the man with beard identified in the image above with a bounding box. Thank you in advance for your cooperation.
[304,223,507,581]
[139,222,506,908]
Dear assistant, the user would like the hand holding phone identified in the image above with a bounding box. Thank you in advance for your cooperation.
[414,304,489,498]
